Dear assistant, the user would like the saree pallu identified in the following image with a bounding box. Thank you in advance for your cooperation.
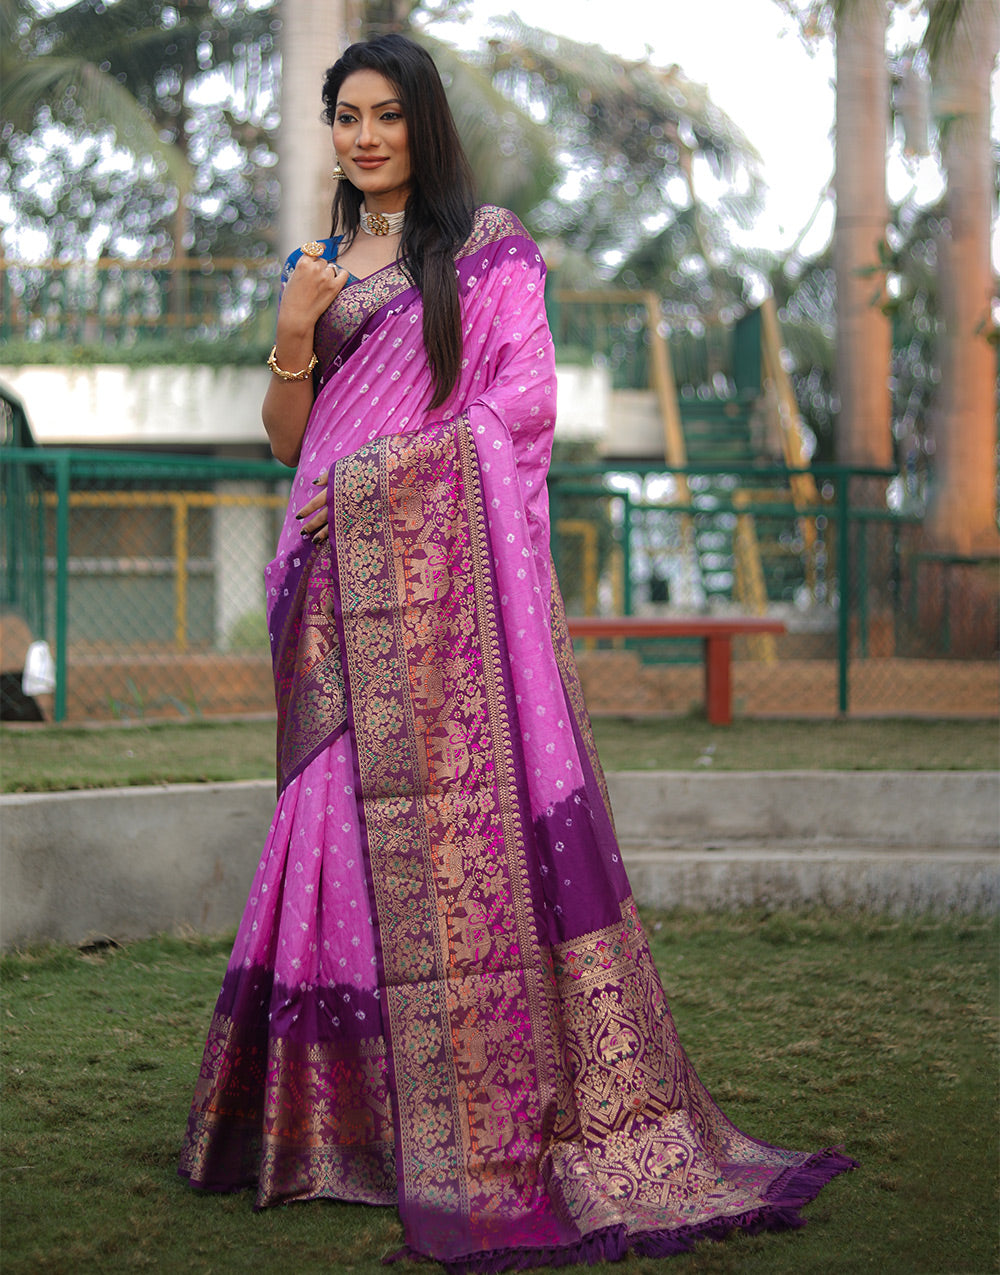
[179,207,855,1270]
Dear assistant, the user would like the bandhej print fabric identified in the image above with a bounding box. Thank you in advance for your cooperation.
[178,207,856,1270]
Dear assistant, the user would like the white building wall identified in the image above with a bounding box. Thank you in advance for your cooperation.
[0,363,611,447]
[0,365,273,447]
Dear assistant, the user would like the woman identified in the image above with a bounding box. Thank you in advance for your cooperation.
[179,33,855,1271]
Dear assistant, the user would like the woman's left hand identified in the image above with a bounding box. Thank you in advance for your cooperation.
[295,471,329,543]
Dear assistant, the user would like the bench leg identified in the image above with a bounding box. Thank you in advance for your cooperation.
[703,635,733,725]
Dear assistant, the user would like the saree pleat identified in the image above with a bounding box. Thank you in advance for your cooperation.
[179,206,855,1267]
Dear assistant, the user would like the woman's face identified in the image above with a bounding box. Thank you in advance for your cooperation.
[332,69,411,211]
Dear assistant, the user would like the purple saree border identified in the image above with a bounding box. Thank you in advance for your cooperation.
[391,1148,858,1273]
[326,418,568,1261]
[270,541,349,794]
[318,273,420,382]
[268,541,317,664]
[326,427,449,1244]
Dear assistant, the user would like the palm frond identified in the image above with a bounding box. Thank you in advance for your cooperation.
[419,35,557,218]
[486,14,762,182]
[10,0,275,104]
[2,56,193,193]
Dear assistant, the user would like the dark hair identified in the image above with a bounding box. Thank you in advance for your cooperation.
[321,34,475,410]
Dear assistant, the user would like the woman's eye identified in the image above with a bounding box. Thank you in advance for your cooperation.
[337,113,356,125]
[381,111,402,121]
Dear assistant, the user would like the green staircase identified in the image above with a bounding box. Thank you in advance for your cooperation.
[551,291,820,626]
[672,307,811,611]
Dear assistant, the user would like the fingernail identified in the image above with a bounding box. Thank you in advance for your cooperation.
[295,512,304,520]
[300,529,311,539]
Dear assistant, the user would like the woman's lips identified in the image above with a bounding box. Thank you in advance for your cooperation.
[352,157,388,168]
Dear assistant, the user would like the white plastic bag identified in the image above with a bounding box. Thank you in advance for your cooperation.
[22,640,56,696]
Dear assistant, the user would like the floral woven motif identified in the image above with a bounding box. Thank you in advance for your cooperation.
[332,417,560,1256]
[270,541,347,792]
[179,1001,395,1208]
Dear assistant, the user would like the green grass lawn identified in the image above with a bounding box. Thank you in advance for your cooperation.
[2,912,997,1275]
[2,716,996,793]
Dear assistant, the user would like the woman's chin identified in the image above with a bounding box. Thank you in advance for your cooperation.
[349,175,411,206]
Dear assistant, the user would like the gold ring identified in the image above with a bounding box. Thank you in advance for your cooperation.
[300,241,325,258]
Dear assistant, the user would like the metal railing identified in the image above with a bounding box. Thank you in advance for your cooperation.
[0,257,278,345]
[2,452,997,724]
[548,460,998,718]
[2,449,291,721]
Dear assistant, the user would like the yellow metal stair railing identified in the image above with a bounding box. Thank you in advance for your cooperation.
[729,297,822,652]
[760,295,821,599]
[552,290,813,627]
[732,490,778,661]
[641,291,707,599]
[554,518,600,617]
[553,289,704,605]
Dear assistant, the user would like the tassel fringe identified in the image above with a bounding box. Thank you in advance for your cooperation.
[386,1147,858,1273]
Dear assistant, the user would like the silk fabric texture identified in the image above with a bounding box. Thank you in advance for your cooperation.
[179,207,855,1271]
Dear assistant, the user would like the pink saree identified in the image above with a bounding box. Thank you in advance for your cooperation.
[179,206,855,1269]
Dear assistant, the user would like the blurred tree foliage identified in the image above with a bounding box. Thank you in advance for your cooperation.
[8,0,971,517]
[773,0,998,551]
[481,18,765,318]
[1,0,281,260]
[775,196,945,469]
[2,1,764,311]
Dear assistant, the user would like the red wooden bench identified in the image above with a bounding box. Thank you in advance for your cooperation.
[565,616,787,725]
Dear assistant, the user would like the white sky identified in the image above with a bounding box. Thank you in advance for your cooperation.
[434,0,996,261]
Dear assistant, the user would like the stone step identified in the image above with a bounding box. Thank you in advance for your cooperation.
[606,771,1000,850]
[3,774,998,948]
[620,843,1000,914]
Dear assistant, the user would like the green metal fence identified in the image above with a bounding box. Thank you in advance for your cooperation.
[548,461,998,719]
[0,258,276,345]
[1,450,996,722]
[2,449,291,721]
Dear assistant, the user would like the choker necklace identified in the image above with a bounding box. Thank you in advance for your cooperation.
[360,206,405,237]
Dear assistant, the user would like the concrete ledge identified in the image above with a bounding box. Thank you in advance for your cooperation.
[1,781,274,947]
[607,771,1000,848]
[621,847,1000,915]
[2,772,998,947]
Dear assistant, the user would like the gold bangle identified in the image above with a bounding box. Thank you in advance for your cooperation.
[267,346,318,381]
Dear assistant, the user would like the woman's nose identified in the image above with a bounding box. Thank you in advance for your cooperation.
[357,116,377,147]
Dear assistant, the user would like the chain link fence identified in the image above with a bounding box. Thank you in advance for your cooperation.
[549,462,998,720]
[2,448,290,722]
[1,450,996,723]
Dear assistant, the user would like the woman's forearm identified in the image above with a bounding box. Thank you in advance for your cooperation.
[262,375,314,468]
[263,257,348,466]
[262,316,319,465]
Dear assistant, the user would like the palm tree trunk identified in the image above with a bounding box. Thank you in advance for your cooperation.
[925,0,1000,552]
[833,0,893,469]
[279,0,348,254]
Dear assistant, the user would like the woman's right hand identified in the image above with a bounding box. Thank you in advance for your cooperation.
[278,255,349,334]
[262,256,349,467]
